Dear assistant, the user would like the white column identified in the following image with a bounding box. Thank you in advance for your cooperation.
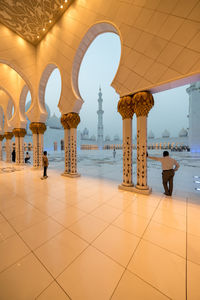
[38,133,44,168]
[30,123,46,168]
[6,139,12,163]
[70,128,78,175]
[186,82,200,152]
[15,137,20,164]
[122,118,133,186]
[15,136,25,164]
[32,133,38,167]
[64,128,70,174]
[136,116,148,190]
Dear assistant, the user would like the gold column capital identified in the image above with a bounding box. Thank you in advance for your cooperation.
[29,122,46,134]
[66,112,80,129]
[133,91,154,117]
[60,114,70,129]
[4,132,14,139]
[0,135,4,141]
[117,96,135,120]
[13,128,26,137]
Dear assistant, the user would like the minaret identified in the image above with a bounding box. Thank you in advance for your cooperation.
[97,87,104,149]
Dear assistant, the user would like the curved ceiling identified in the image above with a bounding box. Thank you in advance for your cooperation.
[0,0,74,45]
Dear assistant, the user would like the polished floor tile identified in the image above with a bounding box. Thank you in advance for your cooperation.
[91,204,122,223]
[36,282,70,300]
[57,246,124,300]
[0,253,53,300]
[113,211,149,237]
[187,261,200,300]
[0,220,16,242]
[92,225,140,266]
[143,220,186,257]
[187,233,200,265]
[0,235,30,272]
[0,158,199,299]
[19,218,65,250]
[112,270,169,300]
[69,214,108,242]
[127,240,186,300]
[51,206,86,227]
[35,229,88,277]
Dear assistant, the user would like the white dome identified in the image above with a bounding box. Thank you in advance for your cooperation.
[162,129,170,138]
[46,113,62,129]
[148,130,155,139]
[179,128,188,137]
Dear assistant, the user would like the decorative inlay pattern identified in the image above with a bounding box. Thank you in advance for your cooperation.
[29,122,46,134]
[66,113,80,129]
[4,132,14,140]
[13,128,26,138]
[0,0,74,45]
[60,114,70,129]
[118,96,134,120]
[133,91,154,117]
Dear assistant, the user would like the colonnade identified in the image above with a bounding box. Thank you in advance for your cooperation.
[0,91,154,194]
[118,91,154,195]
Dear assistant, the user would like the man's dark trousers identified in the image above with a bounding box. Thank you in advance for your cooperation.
[162,169,174,195]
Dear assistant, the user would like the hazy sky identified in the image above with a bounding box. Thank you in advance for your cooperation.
[43,33,189,139]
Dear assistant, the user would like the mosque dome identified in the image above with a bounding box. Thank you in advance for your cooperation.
[148,130,155,139]
[114,134,120,141]
[179,128,188,137]
[105,135,110,142]
[25,101,51,120]
[46,113,62,129]
[162,129,170,138]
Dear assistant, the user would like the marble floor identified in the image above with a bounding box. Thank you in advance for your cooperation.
[0,151,200,300]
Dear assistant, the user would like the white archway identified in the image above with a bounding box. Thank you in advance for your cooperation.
[72,21,121,102]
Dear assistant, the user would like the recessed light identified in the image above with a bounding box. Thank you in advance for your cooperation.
[43,28,45,31]
[60,5,63,8]
[65,0,68,2]
[49,20,52,23]
[195,181,200,184]
[37,35,39,39]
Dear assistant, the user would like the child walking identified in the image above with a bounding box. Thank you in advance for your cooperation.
[41,151,49,179]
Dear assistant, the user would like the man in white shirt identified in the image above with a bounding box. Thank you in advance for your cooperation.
[147,151,180,196]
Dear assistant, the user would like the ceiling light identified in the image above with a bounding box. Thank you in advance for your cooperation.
[43,28,45,31]
[65,0,68,2]
[195,188,200,191]
[49,20,52,23]
[194,176,200,178]
[195,181,200,184]
[37,35,39,39]
[60,5,63,8]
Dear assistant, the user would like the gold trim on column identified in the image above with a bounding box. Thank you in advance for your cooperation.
[133,91,154,117]
[29,122,46,134]
[4,132,14,139]
[0,135,4,141]
[66,113,80,129]
[13,128,26,137]
[117,96,135,119]
[60,114,70,129]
